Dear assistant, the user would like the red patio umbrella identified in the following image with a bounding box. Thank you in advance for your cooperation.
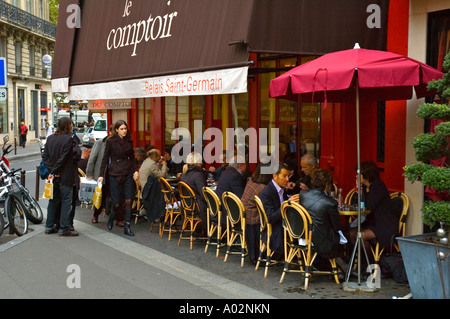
[270,44,443,104]
[269,44,444,288]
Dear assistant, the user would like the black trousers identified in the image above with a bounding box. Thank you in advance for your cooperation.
[19,134,27,147]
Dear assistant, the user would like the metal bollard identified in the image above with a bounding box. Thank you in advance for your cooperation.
[35,166,40,201]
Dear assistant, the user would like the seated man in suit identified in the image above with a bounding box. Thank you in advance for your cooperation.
[259,162,300,260]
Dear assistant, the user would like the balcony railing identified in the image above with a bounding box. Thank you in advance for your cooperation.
[0,1,56,39]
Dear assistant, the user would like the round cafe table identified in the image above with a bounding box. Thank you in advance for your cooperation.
[339,209,371,216]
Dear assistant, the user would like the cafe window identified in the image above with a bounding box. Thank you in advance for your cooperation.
[231,92,249,131]
[191,95,205,145]
[137,98,151,145]
[210,93,249,152]
[259,60,277,153]
[258,54,322,161]
[164,96,191,147]
[299,103,321,158]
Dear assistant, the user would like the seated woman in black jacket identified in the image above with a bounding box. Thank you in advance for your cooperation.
[300,168,344,260]
[349,161,397,262]
[180,152,208,235]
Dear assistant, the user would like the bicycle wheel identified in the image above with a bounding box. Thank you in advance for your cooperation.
[21,192,43,224]
[6,194,28,236]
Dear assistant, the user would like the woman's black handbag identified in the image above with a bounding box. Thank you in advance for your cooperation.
[380,252,408,284]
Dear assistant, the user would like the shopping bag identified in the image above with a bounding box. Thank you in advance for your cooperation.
[92,182,102,209]
[79,177,97,202]
[43,179,53,199]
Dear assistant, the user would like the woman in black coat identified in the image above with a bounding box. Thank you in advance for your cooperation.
[349,161,397,261]
[98,120,139,236]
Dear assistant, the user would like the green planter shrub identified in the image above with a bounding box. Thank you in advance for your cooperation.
[403,52,450,230]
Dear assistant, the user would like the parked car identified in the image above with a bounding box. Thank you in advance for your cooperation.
[87,119,108,146]
[82,127,94,147]
[75,126,88,143]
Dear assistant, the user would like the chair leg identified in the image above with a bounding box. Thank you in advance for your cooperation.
[255,244,264,271]
[264,254,271,278]
[178,218,188,246]
[189,218,194,250]
[279,262,288,284]
[205,224,216,253]
[329,259,340,284]
[304,265,312,290]
[240,235,246,268]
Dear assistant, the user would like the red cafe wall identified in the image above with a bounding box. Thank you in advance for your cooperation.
[319,0,409,196]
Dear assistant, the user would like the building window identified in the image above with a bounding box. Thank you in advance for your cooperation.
[39,0,44,19]
[27,0,33,14]
[259,59,277,157]
[165,96,190,147]
[231,92,249,131]
[299,103,321,158]
[29,45,35,76]
[0,37,6,58]
[257,54,322,162]
[15,41,22,74]
[191,95,205,146]
[137,98,151,145]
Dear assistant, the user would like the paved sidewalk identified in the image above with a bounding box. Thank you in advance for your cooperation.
[0,139,414,300]
[5,138,42,161]
[0,204,413,300]
[0,220,274,299]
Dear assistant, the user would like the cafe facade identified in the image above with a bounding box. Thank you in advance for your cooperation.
[52,0,449,236]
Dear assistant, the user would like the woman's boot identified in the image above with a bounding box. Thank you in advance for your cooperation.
[107,207,116,231]
[123,209,134,236]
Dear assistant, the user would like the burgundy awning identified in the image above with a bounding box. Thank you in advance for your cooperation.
[52,0,389,99]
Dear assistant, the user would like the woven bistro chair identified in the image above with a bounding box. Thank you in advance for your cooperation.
[202,186,227,257]
[177,181,202,250]
[222,191,247,267]
[279,201,340,290]
[159,177,182,240]
[254,195,276,278]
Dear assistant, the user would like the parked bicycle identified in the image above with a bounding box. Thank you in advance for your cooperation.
[0,136,43,225]
[0,167,29,236]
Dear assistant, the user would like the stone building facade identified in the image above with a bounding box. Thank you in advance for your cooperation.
[0,0,55,143]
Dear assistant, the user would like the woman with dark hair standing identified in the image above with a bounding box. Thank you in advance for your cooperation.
[43,117,81,236]
[98,120,139,236]
[349,161,397,262]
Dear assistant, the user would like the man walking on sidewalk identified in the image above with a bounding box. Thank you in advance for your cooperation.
[42,117,81,237]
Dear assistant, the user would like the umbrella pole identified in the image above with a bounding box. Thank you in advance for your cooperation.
[356,80,362,285]
[344,80,373,291]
